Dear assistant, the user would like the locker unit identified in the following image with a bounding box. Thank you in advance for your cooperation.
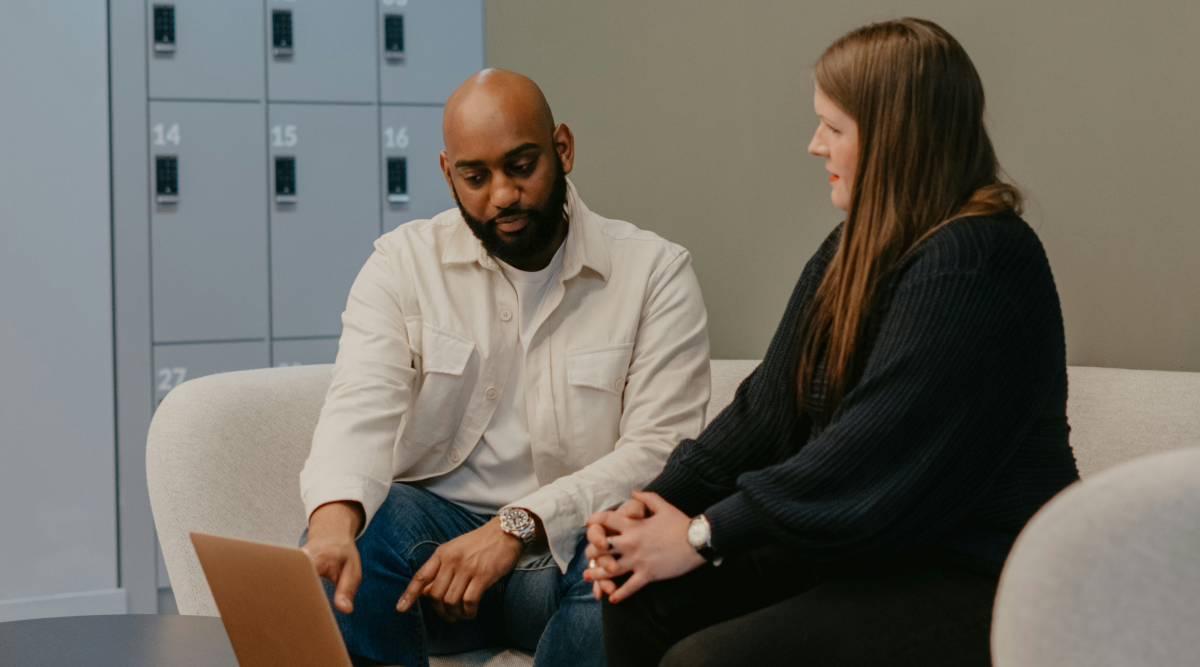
[379,0,484,104]
[266,0,377,103]
[153,341,271,405]
[268,103,380,338]
[380,105,455,232]
[273,337,340,367]
[148,0,265,101]
[150,101,269,343]
[111,0,483,613]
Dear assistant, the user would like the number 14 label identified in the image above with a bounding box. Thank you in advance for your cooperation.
[152,123,180,146]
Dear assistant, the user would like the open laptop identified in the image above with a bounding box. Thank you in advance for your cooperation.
[191,531,391,667]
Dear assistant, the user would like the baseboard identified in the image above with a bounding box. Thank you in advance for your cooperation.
[0,588,128,623]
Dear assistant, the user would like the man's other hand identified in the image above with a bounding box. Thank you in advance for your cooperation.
[396,517,523,622]
[301,501,365,614]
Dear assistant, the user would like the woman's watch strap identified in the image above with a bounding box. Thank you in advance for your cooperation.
[687,514,724,567]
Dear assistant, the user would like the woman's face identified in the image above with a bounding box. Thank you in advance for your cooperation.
[807,84,860,212]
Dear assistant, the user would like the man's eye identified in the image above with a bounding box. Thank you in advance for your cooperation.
[463,173,485,184]
[512,162,536,174]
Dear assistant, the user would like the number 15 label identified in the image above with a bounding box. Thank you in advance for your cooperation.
[272,125,298,147]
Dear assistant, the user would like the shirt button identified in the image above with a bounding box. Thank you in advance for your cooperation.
[615,377,625,392]
[500,310,513,322]
[485,387,498,400]
[451,449,462,462]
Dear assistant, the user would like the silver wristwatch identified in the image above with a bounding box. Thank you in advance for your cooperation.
[686,514,723,567]
[498,507,538,551]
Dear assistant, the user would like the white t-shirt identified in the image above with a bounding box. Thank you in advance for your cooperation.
[414,243,566,514]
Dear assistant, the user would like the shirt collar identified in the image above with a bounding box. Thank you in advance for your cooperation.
[441,178,611,282]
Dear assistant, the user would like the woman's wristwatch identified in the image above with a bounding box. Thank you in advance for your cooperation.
[686,514,724,567]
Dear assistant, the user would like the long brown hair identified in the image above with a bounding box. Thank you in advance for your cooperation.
[798,18,1022,415]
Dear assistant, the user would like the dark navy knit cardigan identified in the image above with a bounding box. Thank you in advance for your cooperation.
[645,213,1080,567]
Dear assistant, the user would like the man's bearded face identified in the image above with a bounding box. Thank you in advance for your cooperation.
[454,154,568,266]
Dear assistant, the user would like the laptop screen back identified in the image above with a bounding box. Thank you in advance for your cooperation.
[191,531,353,667]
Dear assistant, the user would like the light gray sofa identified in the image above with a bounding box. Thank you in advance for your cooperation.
[147,362,1200,666]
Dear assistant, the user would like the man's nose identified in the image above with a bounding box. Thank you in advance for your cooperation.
[490,174,521,211]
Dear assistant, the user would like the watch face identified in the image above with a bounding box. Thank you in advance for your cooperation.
[500,508,534,541]
[687,519,708,549]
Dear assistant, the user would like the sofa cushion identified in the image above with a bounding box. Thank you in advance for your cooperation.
[1064,366,1200,478]
[147,361,1199,666]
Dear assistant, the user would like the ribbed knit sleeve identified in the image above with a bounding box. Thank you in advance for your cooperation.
[646,215,1077,564]
[644,226,841,515]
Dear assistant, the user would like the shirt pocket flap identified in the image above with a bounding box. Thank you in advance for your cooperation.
[421,323,475,376]
[567,344,634,395]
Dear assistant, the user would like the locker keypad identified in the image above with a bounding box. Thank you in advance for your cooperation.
[272,10,294,57]
[387,157,409,203]
[275,156,297,203]
[155,155,179,204]
[384,15,405,61]
[153,5,176,53]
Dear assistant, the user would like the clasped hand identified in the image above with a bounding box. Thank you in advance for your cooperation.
[583,490,705,604]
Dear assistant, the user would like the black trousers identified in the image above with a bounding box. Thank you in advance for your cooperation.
[602,544,998,667]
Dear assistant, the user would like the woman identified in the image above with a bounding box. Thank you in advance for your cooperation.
[583,18,1079,667]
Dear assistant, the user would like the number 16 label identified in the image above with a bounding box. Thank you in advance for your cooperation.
[383,126,409,148]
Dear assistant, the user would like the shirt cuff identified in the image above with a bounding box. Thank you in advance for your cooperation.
[704,490,773,557]
[505,486,579,574]
[302,474,389,538]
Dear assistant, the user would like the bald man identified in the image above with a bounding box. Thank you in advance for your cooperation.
[299,70,710,667]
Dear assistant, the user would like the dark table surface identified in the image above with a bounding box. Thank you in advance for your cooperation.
[0,614,238,667]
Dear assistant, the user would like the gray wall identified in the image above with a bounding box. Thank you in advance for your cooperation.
[485,0,1200,372]
[0,0,122,619]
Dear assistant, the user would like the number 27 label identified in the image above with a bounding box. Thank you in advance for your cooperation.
[157,367,187,392]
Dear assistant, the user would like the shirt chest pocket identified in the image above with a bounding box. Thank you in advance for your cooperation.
[566,343,633,463]
[403,324,476,450]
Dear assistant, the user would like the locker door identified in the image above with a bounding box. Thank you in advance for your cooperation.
[150,102,269,343]
[379,0,483,104]
[380,105,454,233]
[273,338,340,366]
[266,0,377,103]
[147,0,265,101]
[153,341,270,405]
[269,104,380,339]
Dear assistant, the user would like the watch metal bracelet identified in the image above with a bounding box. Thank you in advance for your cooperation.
[498,507,537,551]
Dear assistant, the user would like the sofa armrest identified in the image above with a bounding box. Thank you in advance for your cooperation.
[992,447,1200,666]
[146,365,333,616]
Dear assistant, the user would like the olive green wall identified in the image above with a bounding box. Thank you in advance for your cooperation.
[485,1,1200,371]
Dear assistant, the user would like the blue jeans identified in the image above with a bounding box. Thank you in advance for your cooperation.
[301,483,603,667]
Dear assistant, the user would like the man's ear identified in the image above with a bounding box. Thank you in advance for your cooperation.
[553,123,575,175]
[440,150,454,192]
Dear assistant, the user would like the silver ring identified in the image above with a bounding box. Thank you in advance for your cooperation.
[606,536,615,551]
[589,559,597,570]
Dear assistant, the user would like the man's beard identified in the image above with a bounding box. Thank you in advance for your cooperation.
[454,156,568,266]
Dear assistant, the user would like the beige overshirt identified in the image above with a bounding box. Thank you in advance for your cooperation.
[300,180,711,571]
